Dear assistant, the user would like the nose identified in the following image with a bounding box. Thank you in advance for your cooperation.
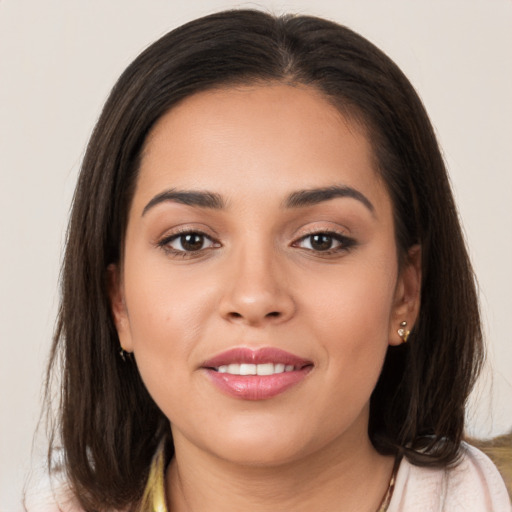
[218,245,296,327]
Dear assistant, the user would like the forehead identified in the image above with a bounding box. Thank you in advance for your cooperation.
[134,83,389,216]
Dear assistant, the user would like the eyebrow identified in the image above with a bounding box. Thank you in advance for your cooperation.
[142,189,225,216]
[142,184,375,216]
[284,185,375,214]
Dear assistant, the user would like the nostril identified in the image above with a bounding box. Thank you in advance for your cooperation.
[266,311,281,318]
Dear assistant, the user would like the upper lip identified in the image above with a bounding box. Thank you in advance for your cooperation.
[201,347,312,369]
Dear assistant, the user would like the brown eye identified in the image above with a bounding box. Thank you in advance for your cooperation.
[166,232,216,252]
[180,233,205,251]
[309,234,335,251]
[299,233,338,251]
[294,231,355,254]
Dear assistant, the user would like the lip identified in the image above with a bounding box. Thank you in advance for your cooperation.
[201,347,313,400]
[202,347,311,368]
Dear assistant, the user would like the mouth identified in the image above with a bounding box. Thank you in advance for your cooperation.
[201,347,313,400]
[215,362,298,375]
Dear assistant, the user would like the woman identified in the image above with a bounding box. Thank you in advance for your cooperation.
[36,9,510,512]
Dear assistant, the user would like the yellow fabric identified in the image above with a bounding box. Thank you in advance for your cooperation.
[137,441,168,512]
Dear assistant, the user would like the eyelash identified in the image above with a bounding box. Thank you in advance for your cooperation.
[292,230,356,255]
[157,229,220,258]
[157,229,356,258]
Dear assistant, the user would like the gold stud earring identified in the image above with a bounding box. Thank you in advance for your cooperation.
[398,321,410,343]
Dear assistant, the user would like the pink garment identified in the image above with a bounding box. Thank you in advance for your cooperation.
[388,444,511,511]
[25,444,510,511]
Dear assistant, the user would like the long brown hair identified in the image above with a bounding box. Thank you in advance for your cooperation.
[45,9,484,510]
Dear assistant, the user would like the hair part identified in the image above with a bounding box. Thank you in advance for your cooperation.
[45,9,484,510]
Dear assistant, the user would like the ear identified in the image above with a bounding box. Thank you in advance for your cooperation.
[389,245,422,346]
[107,263,134,352]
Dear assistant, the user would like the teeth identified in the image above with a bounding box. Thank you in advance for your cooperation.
[257,363,274,375]
[227,363,239,374]
[215,363,296,375]
[239,363,256,375]
[274,363,285,373]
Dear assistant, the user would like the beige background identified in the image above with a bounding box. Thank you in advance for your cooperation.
[1,0,511,509]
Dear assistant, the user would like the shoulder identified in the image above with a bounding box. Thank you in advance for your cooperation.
[388,443,511,512]
[24,471,84,512]
[24,471,131,512]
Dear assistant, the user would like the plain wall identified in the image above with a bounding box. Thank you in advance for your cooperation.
[1,0,511,509]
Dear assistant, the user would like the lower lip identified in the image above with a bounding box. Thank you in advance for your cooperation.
[204,367,312,400]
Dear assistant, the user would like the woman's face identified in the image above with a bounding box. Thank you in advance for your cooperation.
[111,83,420,465]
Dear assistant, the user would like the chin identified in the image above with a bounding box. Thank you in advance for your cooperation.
[209,436,309,467]
[186,412,350,468]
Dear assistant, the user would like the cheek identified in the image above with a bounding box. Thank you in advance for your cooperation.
[305,257,397,339]
[302,255,397,383]
[121,260,219,408]
[124,253,216,344]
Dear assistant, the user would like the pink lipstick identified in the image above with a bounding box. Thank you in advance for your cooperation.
[201,347,313,400]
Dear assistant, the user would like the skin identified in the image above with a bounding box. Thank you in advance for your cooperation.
[110,83,421,512]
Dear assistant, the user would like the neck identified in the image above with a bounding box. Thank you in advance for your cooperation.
[165,428,395,512]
